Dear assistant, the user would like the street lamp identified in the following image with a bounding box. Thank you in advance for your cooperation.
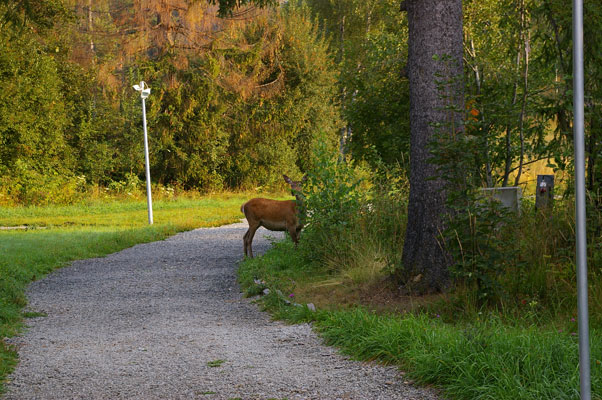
[133,81,153,225]
[573,0,590,398]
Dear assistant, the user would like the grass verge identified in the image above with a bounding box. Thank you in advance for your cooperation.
[238,240,602,400]
[0,192,262,392]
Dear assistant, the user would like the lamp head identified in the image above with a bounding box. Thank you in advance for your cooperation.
[133,81,151,99]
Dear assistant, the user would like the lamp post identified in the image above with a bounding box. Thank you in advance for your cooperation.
[573,0,590,398]
[133,81,153,225]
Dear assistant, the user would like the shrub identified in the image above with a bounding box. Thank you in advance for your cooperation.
[0,161,87,206]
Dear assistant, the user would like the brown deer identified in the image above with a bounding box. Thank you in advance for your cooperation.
[241,174,306,258]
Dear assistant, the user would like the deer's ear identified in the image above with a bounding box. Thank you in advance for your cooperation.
[283,174,292,184]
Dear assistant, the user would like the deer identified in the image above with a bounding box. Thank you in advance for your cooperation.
[241,174,306,258]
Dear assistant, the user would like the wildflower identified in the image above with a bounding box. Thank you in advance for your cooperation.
[571,317,576,322]
[289,293,294,298]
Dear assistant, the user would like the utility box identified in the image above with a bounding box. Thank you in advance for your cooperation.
[536,175,554,210]
[480,187,522,214]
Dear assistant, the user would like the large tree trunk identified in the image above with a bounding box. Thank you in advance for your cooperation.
[402,0,464,293]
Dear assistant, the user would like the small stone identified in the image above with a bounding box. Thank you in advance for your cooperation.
[262,288,270,295]
[306,303,316,312]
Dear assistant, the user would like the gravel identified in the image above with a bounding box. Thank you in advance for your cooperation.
[3,222,441,400]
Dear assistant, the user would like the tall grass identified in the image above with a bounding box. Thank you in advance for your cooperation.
[313,309,600,400]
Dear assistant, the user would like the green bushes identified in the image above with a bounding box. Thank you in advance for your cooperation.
[0,164,87,207]
[277,138,409,287]
[0,6,340,206]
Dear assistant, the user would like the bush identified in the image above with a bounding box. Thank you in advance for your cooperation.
[299,137,365,266]
[272,137,409,288]
[0,161,87,206]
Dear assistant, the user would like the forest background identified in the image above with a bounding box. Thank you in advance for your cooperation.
[2,0,601,205]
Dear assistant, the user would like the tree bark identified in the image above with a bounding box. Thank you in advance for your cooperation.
[402,0,464,293]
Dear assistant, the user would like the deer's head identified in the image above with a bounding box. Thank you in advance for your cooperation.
[283,174,306,194]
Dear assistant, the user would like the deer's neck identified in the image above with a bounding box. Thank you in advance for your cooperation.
[294,193,306,221]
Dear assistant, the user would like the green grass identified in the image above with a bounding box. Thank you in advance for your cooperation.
[0,192,265,392]
[313,309,600,400]
[206,359,226,368]
[0,194,254,228]
[238,241,602,400]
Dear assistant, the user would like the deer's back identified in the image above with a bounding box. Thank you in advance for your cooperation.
[241,198,297,229]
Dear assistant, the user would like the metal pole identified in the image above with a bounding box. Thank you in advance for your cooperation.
[141,96,153,225]
[573,0,590,398]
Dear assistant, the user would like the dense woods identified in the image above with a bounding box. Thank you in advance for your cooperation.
[0,0,339,204]
[3,0,601,202]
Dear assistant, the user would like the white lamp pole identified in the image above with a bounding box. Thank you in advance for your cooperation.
[133,81,154,225]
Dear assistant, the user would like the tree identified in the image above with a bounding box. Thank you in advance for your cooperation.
[400,0,464,293]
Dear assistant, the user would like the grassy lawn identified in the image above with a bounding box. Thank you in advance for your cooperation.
[0,192,267,392]
[238,240,602,400]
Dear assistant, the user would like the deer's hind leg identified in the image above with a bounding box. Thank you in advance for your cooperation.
[244,223,259,258]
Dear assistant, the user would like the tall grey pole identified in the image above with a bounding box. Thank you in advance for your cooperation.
[134,81,153,225]
[573,0,590,398]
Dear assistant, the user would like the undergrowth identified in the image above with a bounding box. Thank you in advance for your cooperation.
[239,242,602,400]
[237,142,602,399]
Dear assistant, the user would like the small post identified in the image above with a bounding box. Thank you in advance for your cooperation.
[133,81,153,225]
[535,175,554,211]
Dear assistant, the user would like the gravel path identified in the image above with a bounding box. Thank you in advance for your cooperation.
[4,222,441,400]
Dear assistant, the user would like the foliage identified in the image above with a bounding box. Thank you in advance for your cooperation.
[430,116,522,302]
[0,3,340,204]
[290,0,409,166]
[213,9,339,188]
[0,0,69,32]
[300,136,365,264]
[207,0,278,17]
[343,27,410,167]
